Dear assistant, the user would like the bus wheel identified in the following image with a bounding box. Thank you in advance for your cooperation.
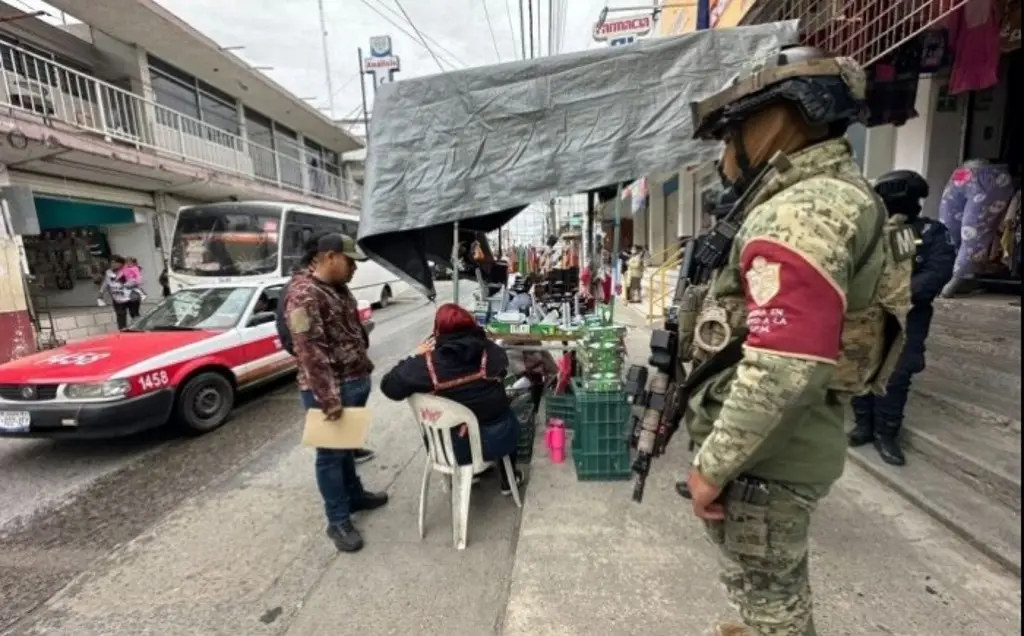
[379,285,392,308]
[176,371,235,435]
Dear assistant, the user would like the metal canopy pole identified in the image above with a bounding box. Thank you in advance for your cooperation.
[608,184,624,324]
[452,222,460,303]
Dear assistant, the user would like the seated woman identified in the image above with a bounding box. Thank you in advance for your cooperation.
[380,303,524,493]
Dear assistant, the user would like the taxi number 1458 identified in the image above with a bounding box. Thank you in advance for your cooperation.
[137,370,170,391]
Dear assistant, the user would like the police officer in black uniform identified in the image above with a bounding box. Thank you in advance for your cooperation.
[848,170,956,465]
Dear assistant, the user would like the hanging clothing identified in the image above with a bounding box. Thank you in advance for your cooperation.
[865,36,923,127]
[947,0,1001,95]
[938,161,1015,279]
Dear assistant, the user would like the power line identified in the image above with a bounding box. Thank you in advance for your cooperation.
[391,0,448,74]
[354,0,460,71]
[370,0,469,69]
[503,0,518,60]
[481,0,503,62]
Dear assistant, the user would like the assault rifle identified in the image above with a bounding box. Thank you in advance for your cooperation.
[630,165,771,503]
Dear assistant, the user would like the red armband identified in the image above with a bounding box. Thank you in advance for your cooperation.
[740,238,845,363]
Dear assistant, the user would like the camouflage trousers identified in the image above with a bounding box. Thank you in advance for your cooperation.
[704,481,829,636]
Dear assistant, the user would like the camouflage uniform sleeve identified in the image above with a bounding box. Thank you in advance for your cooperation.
[289,287,341,412]
[694,178,861,488]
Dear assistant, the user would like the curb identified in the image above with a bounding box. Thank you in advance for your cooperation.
[846,446,1021,578]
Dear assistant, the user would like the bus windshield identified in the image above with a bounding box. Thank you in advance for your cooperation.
[170,205,281,277]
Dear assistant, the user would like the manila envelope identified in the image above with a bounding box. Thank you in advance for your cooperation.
[301,407,371,449]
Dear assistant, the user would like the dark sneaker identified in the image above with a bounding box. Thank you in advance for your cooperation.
[847,423,874,447]
[675,480,692,500]
[326,520,364,552]
[351,490,389,513]
[500,469,525,495]
[875,435,906,466]
[353,448,376,464]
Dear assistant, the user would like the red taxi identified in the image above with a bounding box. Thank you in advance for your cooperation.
[0,279,373,439]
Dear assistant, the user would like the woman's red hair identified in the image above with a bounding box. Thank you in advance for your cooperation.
[434,303,477,335]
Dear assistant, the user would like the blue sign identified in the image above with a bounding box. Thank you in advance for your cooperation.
[609,36,636,47]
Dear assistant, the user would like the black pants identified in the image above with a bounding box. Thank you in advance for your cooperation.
[113,299,141,330]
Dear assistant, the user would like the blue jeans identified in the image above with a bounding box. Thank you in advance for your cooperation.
[448,408,521,466]
[300,376,372,525]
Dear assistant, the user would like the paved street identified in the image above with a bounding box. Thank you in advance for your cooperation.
[0,283,453,633]
[1,293,1020,636]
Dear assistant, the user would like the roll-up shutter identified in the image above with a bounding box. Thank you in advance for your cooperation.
[6,171,155,208]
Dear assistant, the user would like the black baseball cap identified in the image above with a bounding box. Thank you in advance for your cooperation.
[312,232,368,261]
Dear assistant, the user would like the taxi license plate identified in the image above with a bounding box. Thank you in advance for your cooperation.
[0,411,30,433]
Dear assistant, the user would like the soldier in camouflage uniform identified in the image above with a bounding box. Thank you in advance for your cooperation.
[682,48,913,635]
[285,233,389,553]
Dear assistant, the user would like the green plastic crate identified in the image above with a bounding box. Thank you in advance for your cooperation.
[570,380,632,480]
[511,391,539,463]
[544,391,576,428]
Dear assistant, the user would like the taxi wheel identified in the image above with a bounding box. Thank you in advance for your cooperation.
[176,372,235,435]
[378,285,392,308]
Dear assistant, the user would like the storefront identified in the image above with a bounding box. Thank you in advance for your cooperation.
[870,0,1022,290]
[3,182,164,345]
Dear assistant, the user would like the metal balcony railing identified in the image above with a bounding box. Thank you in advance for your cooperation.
[0,40,362,207]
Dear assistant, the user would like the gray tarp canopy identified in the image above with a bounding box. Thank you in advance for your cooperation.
[357,20,800,299]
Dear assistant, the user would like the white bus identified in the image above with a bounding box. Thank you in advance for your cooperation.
[166,201,408,306]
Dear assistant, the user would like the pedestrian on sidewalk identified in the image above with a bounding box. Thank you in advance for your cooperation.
[284,232,389,553]
[97,255,141,330]
[625,245,644,303]
[848,170,955,465]
[682,48,913,635]
[379,303,524,494]
[276,255,377,466]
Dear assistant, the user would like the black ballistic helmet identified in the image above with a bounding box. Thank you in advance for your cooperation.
[690,46,868,141]
[873,169,929,218]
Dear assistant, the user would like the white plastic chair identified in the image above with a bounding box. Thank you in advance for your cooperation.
[408,393,522,550]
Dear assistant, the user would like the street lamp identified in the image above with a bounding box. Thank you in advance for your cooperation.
[251,66,274,71]
[220,45,246,51]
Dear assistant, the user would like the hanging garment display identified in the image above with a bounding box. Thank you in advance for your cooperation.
[939,160,1015,282]
[947,0,1002,95]
[866,36,924,127]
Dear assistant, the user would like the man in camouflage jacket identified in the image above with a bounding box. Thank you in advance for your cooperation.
[285,233,389,553]
[683,48,912,635]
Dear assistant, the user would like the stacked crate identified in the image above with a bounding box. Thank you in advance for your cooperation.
[571,324,632,481]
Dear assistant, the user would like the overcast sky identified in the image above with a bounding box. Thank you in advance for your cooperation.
[24,0,620,243]
[153,0,612,123]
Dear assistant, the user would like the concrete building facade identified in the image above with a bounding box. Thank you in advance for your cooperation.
[0,0,365,358]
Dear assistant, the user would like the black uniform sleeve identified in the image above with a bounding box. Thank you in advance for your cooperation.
[380,355,433,401]
[912,222,956,305]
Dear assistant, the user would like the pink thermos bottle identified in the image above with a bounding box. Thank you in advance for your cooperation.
[546,418,566,464]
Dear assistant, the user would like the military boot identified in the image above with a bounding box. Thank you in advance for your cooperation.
[714,623,753,636]
[875,424,906,466]
[847,418,875,447]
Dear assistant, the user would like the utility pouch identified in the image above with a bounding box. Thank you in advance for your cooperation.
[722,476,771,557]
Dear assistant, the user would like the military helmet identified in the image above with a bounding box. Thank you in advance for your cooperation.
[690,46,868,141]
[873,169,929,204]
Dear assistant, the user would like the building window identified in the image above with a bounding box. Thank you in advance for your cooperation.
[244,107,277,181]
[198,90,239,136]
[150,68,200,121]
[275,124,302,189]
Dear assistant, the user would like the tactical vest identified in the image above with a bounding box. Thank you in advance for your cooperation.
[677,151,913,398]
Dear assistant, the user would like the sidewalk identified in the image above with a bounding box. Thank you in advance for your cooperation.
[8,308,1020,636]
[502,315,1021,635]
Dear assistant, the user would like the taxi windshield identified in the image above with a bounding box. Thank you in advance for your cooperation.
[131,287,255,331]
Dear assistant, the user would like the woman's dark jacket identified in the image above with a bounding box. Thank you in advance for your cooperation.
[380,329,510,424]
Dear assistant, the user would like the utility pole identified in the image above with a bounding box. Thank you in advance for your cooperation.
[527,0,534,58]
[316,0,336,118]
[518,0,527,60]
[357,47,370,144]
[547,0,554,56]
